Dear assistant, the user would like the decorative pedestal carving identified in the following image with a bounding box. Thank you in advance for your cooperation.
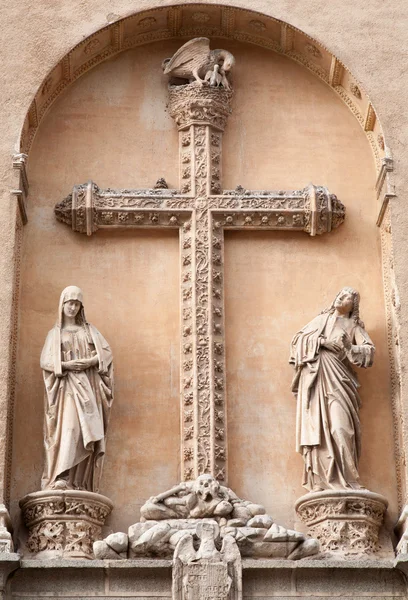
[295,490,387,555]
[20,490,113,559]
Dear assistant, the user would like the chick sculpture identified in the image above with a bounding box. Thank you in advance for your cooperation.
[162,37,235,89]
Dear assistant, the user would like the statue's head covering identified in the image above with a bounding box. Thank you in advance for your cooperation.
[61,285,83,304]
[53,285,93,376]
[57,285,86,329]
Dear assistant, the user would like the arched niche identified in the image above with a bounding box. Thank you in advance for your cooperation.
[10,5,400,543]
[18,5,387,169]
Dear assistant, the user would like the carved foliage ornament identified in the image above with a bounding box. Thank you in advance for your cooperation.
[168,84,233,131]
[295,491,387,555]
[20,490,113,558]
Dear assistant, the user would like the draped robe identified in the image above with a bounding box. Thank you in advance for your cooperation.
[290,312,374,491]
[40,323,113,491]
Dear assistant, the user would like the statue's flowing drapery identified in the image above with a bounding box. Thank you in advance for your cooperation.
[40,301,113,491]
[290,312,374,491]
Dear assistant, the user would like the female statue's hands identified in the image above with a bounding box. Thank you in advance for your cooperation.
[62,359,88,371]
[62,355,98,371]
[321,339,342,353]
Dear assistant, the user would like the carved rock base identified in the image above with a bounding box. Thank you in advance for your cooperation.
[395,504,408,555]
[295,490,387,555]
[19,490,113,559]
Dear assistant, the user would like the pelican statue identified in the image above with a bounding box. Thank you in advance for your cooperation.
[162,38,235,88]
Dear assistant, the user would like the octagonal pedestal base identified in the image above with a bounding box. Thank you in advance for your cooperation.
[20,490,113,559]
[295,489,388,556]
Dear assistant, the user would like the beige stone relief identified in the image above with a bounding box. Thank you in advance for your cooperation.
[94,474,319,560]
[19,286,115,558]
[0,505,13,554]
[295,490,387,555]
[162,37,235,89]
[55,50,345,484]
[379,202,408,555]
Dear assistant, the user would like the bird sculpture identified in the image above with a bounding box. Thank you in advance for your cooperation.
[204,63,223,87]
[162,37,235,88]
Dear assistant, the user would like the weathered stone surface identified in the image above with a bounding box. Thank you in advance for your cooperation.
[10,33,398,544]
[93,541,121,560]
[247,515,273,529]
[105,532,128,554]
[162,38,235,88]
[111,476,318,560]
[290,288,375,493]
[54,79,344,494]
[8,558,407,600]
[295,490,388,555]
[40,286,114,493]
[173,523,241,600]
[20,490,113,559]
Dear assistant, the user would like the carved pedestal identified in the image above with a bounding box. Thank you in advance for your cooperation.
[20,490,113,559]
[295,490,387,555]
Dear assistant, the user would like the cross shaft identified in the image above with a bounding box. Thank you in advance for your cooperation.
[55,83,345,485]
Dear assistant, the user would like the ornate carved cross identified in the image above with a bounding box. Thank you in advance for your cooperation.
[55,83,345,485]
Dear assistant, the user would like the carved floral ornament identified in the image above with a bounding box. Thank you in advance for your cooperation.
[20,490,113,559]
[191,11,210,23]
[295,490,387,555]
[350,82,362,99]
[249,19,266,31]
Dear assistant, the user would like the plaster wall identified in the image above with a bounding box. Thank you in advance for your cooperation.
[8,39,397,543]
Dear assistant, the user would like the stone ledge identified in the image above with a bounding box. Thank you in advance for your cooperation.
[243,558,395,569]
[0,554,20,563]
[20,558,172,569]
[393,554,408,575]
[17,557,395,570]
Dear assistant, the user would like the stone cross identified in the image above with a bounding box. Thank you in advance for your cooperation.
[55,83,345,485]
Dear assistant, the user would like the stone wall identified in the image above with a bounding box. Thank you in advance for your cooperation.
[1,0,408,597]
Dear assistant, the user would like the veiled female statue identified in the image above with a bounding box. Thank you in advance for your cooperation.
[40,286,114,492]
[290,287,374,492]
